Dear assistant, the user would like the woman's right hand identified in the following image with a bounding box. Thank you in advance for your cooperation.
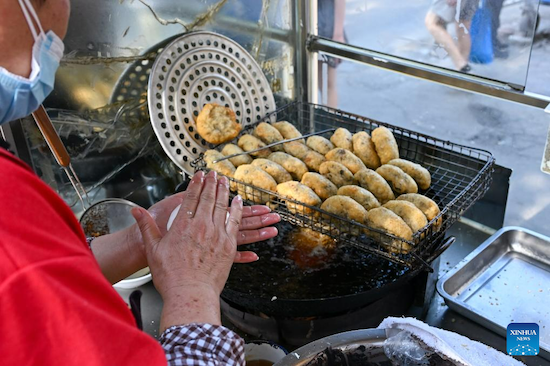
[131,170,244,329]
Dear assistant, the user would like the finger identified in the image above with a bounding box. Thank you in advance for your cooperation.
[226,195,243,237]
[240,213,281,231]
[173,171,204,225]
[131,207,162,254]
[194,170,218,221]
[213,176,230,223]
[234,251,259,263]
[237,227,278,245]
[241,205,271,218]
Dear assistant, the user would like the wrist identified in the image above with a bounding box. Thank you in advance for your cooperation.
[160,279,221,301]
[160,283,222,331]
[90,224,147,284]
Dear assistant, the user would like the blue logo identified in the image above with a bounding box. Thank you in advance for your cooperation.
[507,323,539,356]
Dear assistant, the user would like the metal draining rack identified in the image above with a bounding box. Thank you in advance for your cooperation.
[194,101,495,268]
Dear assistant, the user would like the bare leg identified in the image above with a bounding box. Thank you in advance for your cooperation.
[425,11,468,70]
[318,60,324,104]
[456,19,472,61]
[327,66,338,109]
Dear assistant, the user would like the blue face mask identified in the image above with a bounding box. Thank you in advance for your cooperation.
[0,0,64,125]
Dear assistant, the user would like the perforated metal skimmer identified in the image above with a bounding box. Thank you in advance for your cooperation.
[148,31,277,174]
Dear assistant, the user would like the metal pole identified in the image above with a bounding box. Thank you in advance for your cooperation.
[308,36,550,112]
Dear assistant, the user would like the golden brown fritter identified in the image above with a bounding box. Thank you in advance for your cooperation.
[302,150,326,172]
[307,135,335,155]
[234,164,277,203]
[321,195,369,228]
[251,158,293,184]
[325,148,367,174]
[301,172,338,200]
[204,149,236,179]
[376,165,418,195]
[319,161,356,188]
[366,207,413,253]
[354,168,395,204]
[238,134,272,158]
[268,152,309,181]
[371,126,399,164]
[196,103,242,144]
[337,185,381,211]
[277,181,322,215]
[352,131,381,169]
[253,122,284,151]
[283,140,311,159]
[383,200,428,234]
[272,121,305,143]
[387,159,431,190]
[330,127,353,150]
[221,143,252,167]
[397,193,441,230]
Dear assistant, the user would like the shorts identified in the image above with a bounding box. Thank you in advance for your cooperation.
[430,0,478,23]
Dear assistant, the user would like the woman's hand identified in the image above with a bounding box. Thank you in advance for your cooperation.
[166,203,280,263]
[132,171,245,329]
[137,188,280,263]
[91,176,280,285]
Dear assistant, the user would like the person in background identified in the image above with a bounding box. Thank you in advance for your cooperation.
[318,0,346,108]
[425,0,478,72]
[0,0,280,365]
[486,0,509,58]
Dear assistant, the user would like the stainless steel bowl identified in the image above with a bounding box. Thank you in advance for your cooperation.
[80,198,151,289]
[274,329,388,366]
[80,198,139,237]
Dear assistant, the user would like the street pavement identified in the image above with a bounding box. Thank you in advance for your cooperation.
[331,1,550,234]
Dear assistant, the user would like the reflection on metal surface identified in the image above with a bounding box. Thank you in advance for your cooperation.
[309,35,550,110]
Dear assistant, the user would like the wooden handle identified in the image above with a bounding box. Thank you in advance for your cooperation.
[32,105,71,167]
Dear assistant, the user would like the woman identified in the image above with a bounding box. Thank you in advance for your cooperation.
[0,0,280,365]
[425,0,478,72]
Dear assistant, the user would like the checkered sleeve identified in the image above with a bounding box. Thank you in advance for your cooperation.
[159,323,245,366]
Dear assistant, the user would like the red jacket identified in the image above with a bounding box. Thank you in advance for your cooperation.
[0,148,166,365]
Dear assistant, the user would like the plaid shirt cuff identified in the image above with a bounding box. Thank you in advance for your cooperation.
[86,237,94,249]
[160,323,245,366]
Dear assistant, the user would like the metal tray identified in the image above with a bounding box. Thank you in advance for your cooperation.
[437,227,550,360]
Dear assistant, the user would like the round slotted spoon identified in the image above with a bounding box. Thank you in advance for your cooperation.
[147,31,277,175]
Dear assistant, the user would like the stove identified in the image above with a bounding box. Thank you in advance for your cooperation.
[221,256,440,347]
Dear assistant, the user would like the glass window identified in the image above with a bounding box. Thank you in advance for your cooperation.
[318,51,550,234]
[318,0,542,88]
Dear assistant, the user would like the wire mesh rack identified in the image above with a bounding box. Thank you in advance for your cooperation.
[193,101,495,268]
